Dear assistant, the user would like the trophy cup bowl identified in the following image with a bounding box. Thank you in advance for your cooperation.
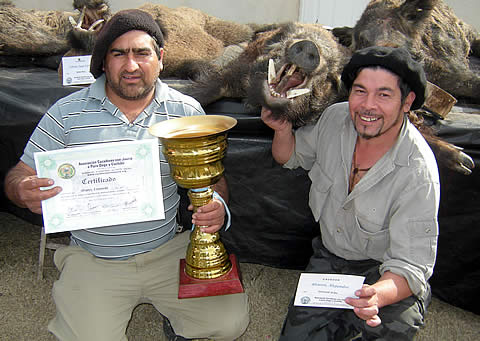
[149,115,243,298]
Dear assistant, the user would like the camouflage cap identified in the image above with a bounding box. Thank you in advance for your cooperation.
[90,9,165,78]
[341,46,426,110]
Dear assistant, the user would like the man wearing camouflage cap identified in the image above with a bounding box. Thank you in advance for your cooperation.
[5,9,248,341]
[262,46,439,340]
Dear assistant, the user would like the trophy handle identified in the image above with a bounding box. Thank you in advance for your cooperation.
[185,186,232,279]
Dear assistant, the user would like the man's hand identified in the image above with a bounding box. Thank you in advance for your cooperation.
[345,272,413,328]
[345,284,382,327]
[15,176,61,214]
[5,161,62,214]
[260,107,292,132]
[189,199,225,234]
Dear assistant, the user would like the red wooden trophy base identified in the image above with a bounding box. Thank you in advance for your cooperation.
[178,254,244,299]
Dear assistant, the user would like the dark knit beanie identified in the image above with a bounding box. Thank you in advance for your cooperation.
[90,9,165,78]
[341,46,426,110]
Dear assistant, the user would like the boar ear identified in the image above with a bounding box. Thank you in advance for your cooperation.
[399,0,437,23]
[331,26,353,48]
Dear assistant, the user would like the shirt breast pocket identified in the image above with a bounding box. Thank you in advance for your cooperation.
[353,215,389,260]
[308,163,333,221]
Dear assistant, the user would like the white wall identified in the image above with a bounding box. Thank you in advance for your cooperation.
[299,0,370,28]
[444,0,479,31]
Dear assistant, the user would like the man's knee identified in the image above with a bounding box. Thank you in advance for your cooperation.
[204,294,249,340]
[210,311,249,341]
[171,293,249,341]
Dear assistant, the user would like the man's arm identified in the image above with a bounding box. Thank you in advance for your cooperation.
[4,161,61,214]
[345,271,413,327]
[261,108,295,165]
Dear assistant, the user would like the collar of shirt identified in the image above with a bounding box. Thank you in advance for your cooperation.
[87,76,169,124]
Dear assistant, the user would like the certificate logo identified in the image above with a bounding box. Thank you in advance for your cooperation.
[300,296,311,304]
[58,163,76,179]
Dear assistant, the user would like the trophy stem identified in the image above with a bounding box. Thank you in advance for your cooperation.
[185,187,232,279]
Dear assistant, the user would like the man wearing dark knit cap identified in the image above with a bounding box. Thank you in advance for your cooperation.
[262,46,440,340]
[5,9,248,341]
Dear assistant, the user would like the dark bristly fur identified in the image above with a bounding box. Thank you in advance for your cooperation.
[337,0,480,103]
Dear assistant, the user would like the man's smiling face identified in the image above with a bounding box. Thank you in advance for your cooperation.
[348,67,415,141]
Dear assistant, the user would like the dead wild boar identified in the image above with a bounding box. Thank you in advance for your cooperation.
[182,22,474,174]
[344,0,480,103]
[184,22,351,128]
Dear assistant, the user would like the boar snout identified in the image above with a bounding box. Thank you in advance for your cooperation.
[287,40,320,73]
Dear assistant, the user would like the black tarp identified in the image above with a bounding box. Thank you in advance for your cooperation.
[1,67,479,315]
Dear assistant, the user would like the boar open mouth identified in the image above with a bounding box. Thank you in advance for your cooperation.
[267,59,311,99]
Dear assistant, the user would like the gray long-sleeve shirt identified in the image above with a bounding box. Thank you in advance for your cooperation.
[285,102,440,299]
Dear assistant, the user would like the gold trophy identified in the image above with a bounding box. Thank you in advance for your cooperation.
[149,115,243,298]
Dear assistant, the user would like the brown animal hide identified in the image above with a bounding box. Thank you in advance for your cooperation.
[0,5,73,58]
[138,3,253,78]
[335,0,480,103]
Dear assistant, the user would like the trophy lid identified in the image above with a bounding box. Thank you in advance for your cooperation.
[149,115,237,139]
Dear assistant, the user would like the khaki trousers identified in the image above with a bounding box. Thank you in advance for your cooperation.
[48,232,249,341]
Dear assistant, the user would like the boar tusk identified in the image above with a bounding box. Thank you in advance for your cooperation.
[268,59,276,85]
[89,19,105,31]
[286,88,311,99]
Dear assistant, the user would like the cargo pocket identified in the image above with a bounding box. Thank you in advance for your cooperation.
[308,163,333,221]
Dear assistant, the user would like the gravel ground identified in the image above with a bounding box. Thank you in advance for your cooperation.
[1,211,479,341]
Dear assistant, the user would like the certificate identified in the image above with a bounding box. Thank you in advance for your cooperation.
[294,273,365,309]
[61,55,95,86]
[34,140,165,234]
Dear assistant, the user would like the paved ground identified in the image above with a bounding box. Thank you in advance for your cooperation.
[1,211,479,340]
